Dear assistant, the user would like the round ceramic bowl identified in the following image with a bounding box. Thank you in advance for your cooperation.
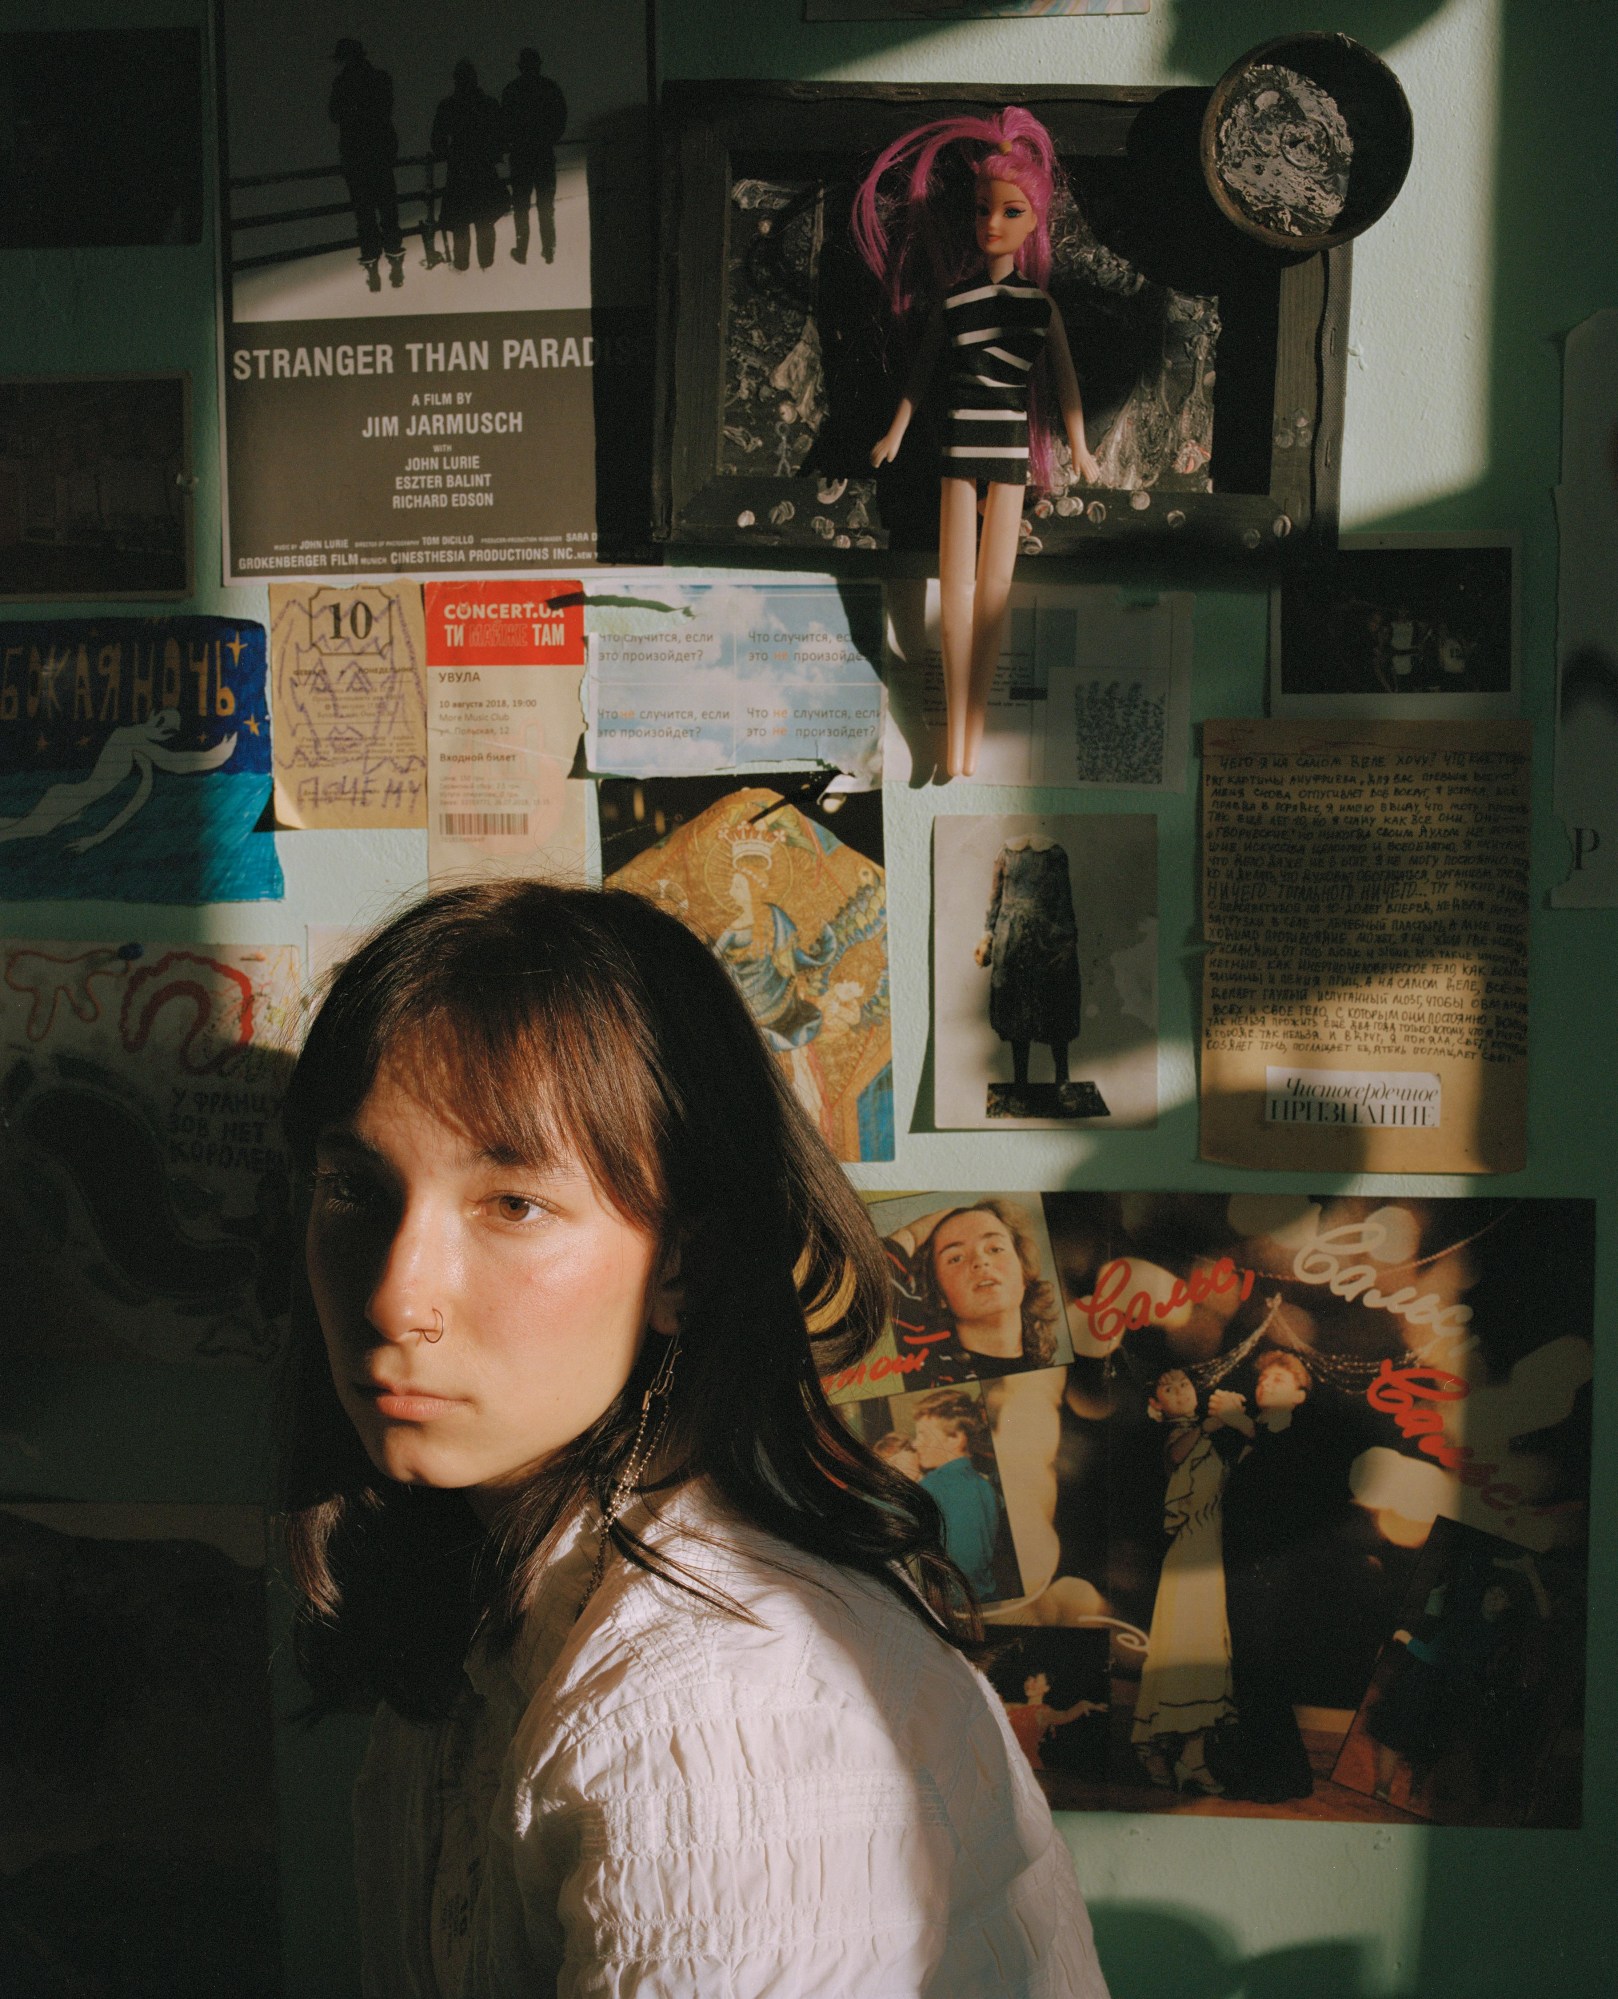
[1201,32,1414,254]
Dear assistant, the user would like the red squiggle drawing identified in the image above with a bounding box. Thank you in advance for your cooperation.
[119,952,257,1075]
[5,948,129,1040]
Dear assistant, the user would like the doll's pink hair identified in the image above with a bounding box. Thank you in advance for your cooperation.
[852,107,1066,488]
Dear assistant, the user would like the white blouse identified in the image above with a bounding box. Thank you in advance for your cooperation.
[352,1484,1111,1998]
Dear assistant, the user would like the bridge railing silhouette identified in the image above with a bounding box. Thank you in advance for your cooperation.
[225,154,454,272]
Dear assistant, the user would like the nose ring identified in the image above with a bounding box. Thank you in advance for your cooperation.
[416,1309,445,1344]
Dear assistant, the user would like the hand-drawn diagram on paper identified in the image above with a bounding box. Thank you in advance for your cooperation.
[0,939,301,1363]
[268,582,427,827]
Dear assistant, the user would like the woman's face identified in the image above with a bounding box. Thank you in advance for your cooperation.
[975,177,1039,262]
[1153,1370,1197,1421]
[305,1050,673,1505]
[931,1209,1026,1328]
[1023,1671,1051,1703]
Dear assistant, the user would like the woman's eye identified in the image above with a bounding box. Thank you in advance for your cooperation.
[490,1194,545,1223]
[312,1170,378,1215]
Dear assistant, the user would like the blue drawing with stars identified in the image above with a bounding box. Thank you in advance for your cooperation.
[0,617,282,902]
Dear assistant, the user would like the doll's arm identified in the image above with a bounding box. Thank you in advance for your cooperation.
[1046,309,1101,487]
[871,309,943,468]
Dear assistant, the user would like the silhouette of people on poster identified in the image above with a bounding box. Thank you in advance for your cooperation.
[328,36,404,290]
[430,60,507,272]
[502,48,567,265]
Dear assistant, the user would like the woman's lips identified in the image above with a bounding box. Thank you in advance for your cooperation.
[358,1383,464,1422]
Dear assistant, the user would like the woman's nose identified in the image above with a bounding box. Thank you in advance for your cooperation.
[364,1205,450,1343]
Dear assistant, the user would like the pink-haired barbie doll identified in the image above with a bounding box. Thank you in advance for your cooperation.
[853,109,1101,778]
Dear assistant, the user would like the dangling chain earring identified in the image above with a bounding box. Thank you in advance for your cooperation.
[580,1334,680,1613]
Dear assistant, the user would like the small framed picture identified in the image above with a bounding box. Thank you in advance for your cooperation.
[1269,531,1519,719]
[0,374,192,601]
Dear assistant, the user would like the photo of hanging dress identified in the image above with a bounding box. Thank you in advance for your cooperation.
[984,838,1083,1046]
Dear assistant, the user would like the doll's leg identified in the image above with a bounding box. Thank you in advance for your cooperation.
[938,478,980,777]
[1049,1041,1070,1085]
[1010,1039,1030,1088]
[962,483,1024,775]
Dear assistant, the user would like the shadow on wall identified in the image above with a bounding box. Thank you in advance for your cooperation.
[1093,1905,1412,1999]
[1162,1,1450,80]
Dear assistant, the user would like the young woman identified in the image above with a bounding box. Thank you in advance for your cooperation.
[1128,1368,1236,1795]
[280,879,1109,1998]
[883,1196,1061,1387]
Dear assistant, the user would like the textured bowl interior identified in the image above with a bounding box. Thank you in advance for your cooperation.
[1202,32,1415,252]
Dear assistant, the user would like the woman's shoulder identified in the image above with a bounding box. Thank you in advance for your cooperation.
[509,1483,990,1779]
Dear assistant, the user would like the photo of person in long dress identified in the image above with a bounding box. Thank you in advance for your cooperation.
[1128,1368,1237,1795]
[881,1197,1063,1388]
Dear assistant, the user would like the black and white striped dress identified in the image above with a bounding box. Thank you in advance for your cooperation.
[939,272,1053,486]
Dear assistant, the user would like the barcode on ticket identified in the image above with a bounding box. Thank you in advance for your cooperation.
[438,812,530,837]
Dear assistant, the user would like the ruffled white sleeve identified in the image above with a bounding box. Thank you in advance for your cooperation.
[481,1560,1109,1999]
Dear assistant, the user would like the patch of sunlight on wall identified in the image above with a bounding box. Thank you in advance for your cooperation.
[813,18,1177,90]
[1341,0,1501,526]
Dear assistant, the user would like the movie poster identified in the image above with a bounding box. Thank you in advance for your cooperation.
[602,777,893,1162]
[0,1504,280,1994]
[215,0,648,578]
[834,1191,1592,1827]
[0,616,281,901]
[0,939,302,1363]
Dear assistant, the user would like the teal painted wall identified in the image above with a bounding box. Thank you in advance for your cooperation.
[1,1,1614,1992]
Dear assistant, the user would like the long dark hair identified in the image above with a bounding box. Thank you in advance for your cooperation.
[279,879,977,1720]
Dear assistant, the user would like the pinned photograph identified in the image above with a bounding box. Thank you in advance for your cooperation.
[864,1190,1078,1397]
[0,376,190,601]
[1270,532,1520,719]
[838,1380,1024,1605]
[0,28,203,248]
[828,1189,1593,1826]
[932,811,1157,1128]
